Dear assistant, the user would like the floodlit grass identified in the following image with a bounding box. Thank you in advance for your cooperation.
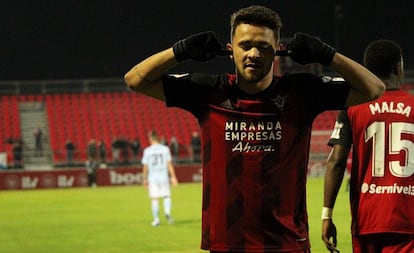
[0,178,351,253]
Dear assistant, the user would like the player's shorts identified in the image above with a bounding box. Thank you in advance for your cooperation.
[148,182,171,198]
[352,233,414,253]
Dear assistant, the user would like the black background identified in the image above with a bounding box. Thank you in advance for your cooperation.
[1,0,413,80]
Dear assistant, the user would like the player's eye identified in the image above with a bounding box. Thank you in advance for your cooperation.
[239,42,273,53]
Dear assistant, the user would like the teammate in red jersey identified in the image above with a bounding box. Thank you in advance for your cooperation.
[124,5,384,253]
[322,39,414,253]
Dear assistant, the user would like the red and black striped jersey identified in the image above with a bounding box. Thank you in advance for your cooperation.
[163,72,349,252]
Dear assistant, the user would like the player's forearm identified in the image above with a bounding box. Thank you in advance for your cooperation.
[124,48,177,98]
[323,162,346,208]
[142,166,148,181]
[330,53,385,106]
[168,164,177,179]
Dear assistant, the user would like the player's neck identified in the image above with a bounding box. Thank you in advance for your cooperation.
[237,75,273,95]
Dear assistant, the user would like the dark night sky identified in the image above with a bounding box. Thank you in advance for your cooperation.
[1,0,413,81]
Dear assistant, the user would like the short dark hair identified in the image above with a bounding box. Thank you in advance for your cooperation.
[230,5,282,41]
[148,130,159,141]
[363,39,402,78]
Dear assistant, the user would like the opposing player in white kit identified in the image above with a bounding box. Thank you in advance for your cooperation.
[142,130,178,226]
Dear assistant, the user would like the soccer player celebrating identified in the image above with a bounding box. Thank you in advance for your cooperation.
[142,130,178,226]
[322,39,414,252]
[125,5,385,253]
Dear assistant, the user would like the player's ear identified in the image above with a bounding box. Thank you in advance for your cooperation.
[394,63,402,76]
[275,43,284,60]
[276,43,284,50]
[226,43,233,59]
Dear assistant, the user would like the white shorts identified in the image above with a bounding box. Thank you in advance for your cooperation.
[148,182,171,198]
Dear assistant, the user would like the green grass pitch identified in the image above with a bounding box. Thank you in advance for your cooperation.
[0,177,351,253]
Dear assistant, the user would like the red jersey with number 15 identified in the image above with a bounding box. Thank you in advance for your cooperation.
[346,90,414,236]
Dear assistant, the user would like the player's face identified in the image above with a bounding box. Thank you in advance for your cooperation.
[229,24,278,85]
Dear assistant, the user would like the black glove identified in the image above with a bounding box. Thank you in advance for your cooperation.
[287,32,336,66]
[172,31,228,62]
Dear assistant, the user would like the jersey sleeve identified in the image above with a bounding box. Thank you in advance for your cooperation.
[285,73,351,114]
[327,109,352,148]
[310,75,350,111]
[141,149,149,165]
[162,73,226,114]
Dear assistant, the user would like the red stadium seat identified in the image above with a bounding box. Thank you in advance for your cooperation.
[44,91,200,163]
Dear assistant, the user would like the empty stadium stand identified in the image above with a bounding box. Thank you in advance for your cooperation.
[310,111,338,156]
[44,91,200,163]
[0,95,21,163]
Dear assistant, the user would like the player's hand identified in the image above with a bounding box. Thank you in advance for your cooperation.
[322,219,340,253]
[170,177,178,187]
[142,179,148,188]
[287,32,336,66]
[172,31,228,62]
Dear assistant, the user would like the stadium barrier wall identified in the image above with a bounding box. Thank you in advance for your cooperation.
[0,160,325,190]
[0,164,203,190]
[96,165,203,186]
[0,169,89,190]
